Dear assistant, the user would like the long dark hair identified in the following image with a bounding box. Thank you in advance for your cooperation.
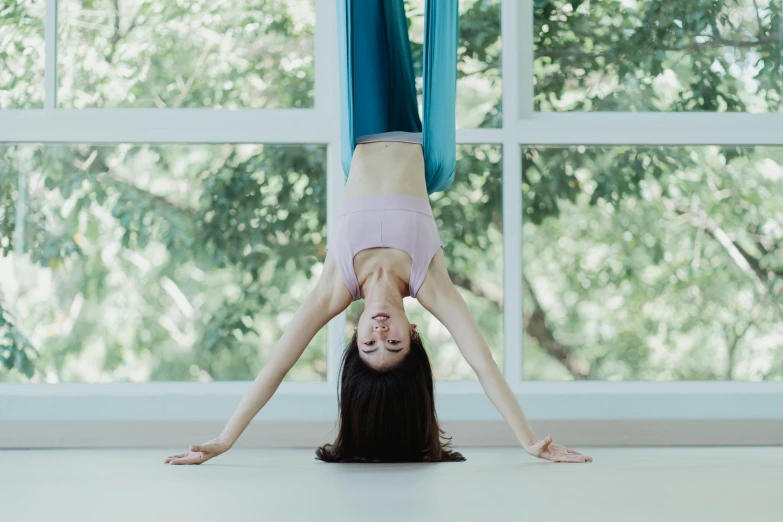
[316,330,465,463]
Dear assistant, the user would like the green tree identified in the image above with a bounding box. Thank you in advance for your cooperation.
[2,0,780,383]
[523,0,782,380]
[0,0,503,382]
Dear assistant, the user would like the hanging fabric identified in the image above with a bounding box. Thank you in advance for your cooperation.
[337,0,459,194]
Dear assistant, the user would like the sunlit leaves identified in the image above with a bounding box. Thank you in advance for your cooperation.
[57,0,315,108]
[534,0,782,112]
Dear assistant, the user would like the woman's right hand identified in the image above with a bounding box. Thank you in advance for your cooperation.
[524,434,593,463]
[164,438,231,465]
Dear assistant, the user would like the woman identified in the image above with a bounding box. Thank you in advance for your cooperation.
[164,0,591,465]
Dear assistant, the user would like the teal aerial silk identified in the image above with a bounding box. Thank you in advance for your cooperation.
[337,0,459,194]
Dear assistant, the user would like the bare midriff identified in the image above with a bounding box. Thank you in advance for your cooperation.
[342,141,429,202]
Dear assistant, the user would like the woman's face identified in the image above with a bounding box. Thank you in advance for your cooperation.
[356,303,413,370]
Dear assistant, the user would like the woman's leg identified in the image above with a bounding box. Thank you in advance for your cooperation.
[337,0,421,179]
[421,0,459,194]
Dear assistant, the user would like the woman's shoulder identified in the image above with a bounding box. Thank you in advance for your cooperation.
[313,251,354,311]
[415,248,456,309]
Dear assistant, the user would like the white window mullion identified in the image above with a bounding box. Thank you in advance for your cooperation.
[44,0,57,111]
[501,0,523,384]
[313,0,332,121]
[518,112,783,145]
[0,109,328,143]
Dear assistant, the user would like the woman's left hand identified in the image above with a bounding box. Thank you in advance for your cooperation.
[164,438,231,465]
[524,434,593,463]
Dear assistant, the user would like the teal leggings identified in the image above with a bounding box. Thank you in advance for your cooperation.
[337,0,459,194]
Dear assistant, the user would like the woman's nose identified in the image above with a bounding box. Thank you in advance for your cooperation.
[374,324,387,331]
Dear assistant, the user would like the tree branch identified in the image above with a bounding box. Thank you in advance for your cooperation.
[460,63,500,78]
[448,270,503,308]
[751,0,764,39]
[106,0,143,63]
[522,273,591,379]
[75,150,198,221]
[725,319,753,380]
[664,196,783,322]
[448,269,590,379]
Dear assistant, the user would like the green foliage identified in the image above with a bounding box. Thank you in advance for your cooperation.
[0,0,45,108]
[0,296,37,378]
[57,0,315,109]
[517,0,783,380]
[406,0,502,128]
[0,0,781,383]
[523,145,783,380]
[0,143,327,382]
[534,0,782,111]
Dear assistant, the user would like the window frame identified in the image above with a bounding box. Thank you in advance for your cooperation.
[1,0,782,435]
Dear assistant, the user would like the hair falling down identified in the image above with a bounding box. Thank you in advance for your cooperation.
[316,330,465,463]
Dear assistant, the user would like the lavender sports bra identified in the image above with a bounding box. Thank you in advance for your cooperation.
[328,194,443,302]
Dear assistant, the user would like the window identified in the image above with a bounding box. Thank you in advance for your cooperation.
[522,145,783,381]
[0,0,508,386]
[57,0,316,108]
[406,0,503,128]
[0,0,45,109]
[534,0,783,112]
[0,144,326,382]
[1,0,782,434]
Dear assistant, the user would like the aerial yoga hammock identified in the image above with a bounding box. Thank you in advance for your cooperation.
[337,0,459,194]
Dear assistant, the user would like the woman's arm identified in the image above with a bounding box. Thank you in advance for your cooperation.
[416,251,591,463]
[165,254,352,465]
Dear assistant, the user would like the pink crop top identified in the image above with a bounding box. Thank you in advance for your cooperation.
[327,194,443,301]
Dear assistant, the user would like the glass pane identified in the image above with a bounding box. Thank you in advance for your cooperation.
[534,0,783,112]
[0,144,326,383]
[406,0,502,128]
[57,0,315,108]
[0,0,44,108]
[346,145,504,380]
[522,145,783,381]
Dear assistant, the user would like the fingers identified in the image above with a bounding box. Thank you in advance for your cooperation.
[565,448,592,460]
[550,450,592,463]
[542,441,593,462]
[547,451,583,463]
[556,453,589,463]
[167,453,207,465]
[164,447,209,465]
[165,440,225,465]
[562,446,593,462]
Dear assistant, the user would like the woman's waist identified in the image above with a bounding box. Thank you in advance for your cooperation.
[337,194,434,218]
[350,141,424,173]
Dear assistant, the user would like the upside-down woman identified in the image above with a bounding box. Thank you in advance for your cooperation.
[164,0,592,465]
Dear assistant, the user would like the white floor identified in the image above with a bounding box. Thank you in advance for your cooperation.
[3,447,781,522]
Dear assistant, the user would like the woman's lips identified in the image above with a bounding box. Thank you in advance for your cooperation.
[372,313,389,319]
